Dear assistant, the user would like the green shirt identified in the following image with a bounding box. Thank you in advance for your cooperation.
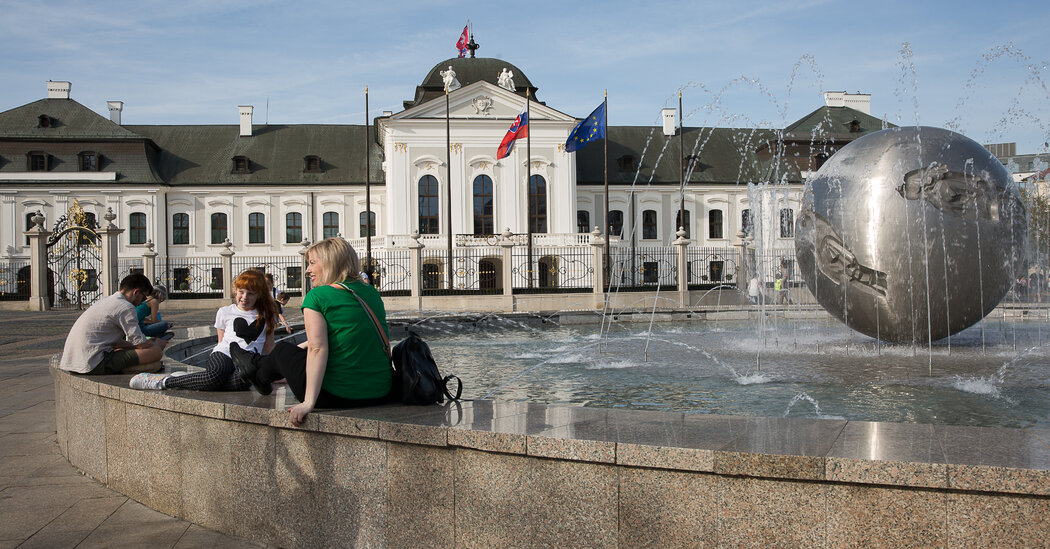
[301,280,391,400]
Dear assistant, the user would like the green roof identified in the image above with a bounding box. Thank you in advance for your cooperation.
[407,57,538,108]
[0,98,144,139]
[782,106,889,138]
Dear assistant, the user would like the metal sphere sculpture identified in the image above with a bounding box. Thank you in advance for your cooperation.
[795,126,1027,343]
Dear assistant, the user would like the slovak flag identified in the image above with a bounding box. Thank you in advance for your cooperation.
[497,105,528,159]
[456,26,469,57]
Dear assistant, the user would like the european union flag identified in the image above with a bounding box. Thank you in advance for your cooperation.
[565,101,606,152]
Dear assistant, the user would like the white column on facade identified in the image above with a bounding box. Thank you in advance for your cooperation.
[1,193,15,256]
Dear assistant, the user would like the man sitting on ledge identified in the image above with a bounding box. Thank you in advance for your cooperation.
[59,273,170,375]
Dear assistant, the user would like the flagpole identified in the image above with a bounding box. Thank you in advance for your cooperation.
[365,86,373,284]
[678,91,685,240]
[603,90,610,289]
[526,89,533,289]
[446,87,454,291]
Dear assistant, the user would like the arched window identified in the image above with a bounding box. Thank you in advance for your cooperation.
[779,208,794,238]
[577,210,590,233]
[172,213,189,245]
[360,211,376,238]
[642,209,658,239]
[418,175,439,235]
[323,212,339,239]
[709,209,724,239]
[529,175,547,233]
[211,213,228,244]
[741,209,753,237]
[286,212,302,244]
[129,213,147,244]
[249,213,265,244]
[608,210,624,237]
[473,175,494,235]
[675,210,690,238]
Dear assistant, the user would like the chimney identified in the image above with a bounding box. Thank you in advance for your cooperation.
[823,91,871,115]
[107,101,124,125]
[239,105,254,137]
[661,108,676,136]
[47,81,71,99]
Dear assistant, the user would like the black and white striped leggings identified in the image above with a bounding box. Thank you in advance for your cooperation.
[165,352,249,391]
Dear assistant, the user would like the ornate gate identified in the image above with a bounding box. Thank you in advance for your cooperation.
[46,200,103,310]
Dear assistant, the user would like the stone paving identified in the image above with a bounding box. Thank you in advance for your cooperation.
[0,308,271,548]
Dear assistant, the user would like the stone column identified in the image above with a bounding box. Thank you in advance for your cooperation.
[734,230,749,290]
[24,211,51,311]
[97,208,124,296]
[142,240,158,283]
[298,238,311,296]
[590,227,606,310]
[407,231,423,311]
[500,228,515,311]
[220,239,235,299]
[674,227,691,308]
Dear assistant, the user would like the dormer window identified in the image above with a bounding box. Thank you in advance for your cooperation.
[304,155,322,173]
[616,155,637,172]
[27,151,48,171]
[38,115,53,128]
[848,119,861,133]
[79,151,99,172]
[232,155,250,174]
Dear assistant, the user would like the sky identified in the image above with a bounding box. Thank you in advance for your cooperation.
[2,0,1049,154]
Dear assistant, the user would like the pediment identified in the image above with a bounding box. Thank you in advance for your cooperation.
[391,81,575,123]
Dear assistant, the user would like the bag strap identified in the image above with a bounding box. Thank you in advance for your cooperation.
[332,282,391,360]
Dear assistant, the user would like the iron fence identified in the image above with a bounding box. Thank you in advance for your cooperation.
[608,245,677,289]
[0,259,30,301]
[163,256,223,298]
[686,246,738,287]
[364,249,411,295]
[511,245,594,291]
[117,258,144,283]
[232,255,303,296]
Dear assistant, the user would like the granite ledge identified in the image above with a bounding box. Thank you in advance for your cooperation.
[52,367,1050,495]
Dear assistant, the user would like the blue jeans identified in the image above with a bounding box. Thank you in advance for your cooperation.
[140,321,170,338]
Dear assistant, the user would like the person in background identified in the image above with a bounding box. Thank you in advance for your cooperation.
[60,274,168,375]
[748,275,761,305]
[276,291,293,334]
[136,285,172,337]
[129,270,278,391]
[231,238,391,426]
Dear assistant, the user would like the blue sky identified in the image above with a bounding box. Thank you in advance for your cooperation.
[2,0,1049,153]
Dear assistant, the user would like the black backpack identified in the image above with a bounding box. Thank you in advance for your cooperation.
[391,332,462,405]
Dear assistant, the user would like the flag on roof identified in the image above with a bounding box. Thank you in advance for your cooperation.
[497,105,529,159]
[456,26,469,58]
[565,101,606,152]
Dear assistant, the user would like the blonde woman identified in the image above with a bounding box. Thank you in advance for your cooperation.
[232,238,392,425]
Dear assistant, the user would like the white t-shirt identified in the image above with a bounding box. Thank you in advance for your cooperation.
[212,304,267,356]
[60,292,148,373]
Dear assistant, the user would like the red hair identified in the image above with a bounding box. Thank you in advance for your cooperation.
[234,270,279,335]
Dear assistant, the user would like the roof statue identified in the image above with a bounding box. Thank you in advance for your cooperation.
[441,66,461,93]
[497,68,515,91]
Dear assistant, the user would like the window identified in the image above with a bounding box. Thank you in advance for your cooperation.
[779,208,794,238]
[38,115,53,128]
[249,213,265,243]
[79,152,99,172]
[642,210,658,239]
[538,257,557,288]
[323,212,339,239]
[129,213,147,244]
[173,268,191,291]
[211,213,228,244]
[577,210,590,233]
[479,259,498,290]
[232,156,250,174]
[359,211,376,238]
[27,152,47,171]
[172,213,189,245]
[741,209,753,237]
[709,209,724,239]
[643,261,659,284]
[529,175,547,233]
[608,210,624,237]
[472,175,494,235]
[675,210,690,238]
[709,261,724,282]
[617,155,637,172]
[286,212,302,244]
[422,263,441,289]
[286,267,302,290]
[210,268,224,291]
[418,175,439,234]
[304,155,322,173]
[813,152,830,171]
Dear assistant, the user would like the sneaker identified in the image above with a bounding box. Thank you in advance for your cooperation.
[130,372,168,390]
[230,343,272,395]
